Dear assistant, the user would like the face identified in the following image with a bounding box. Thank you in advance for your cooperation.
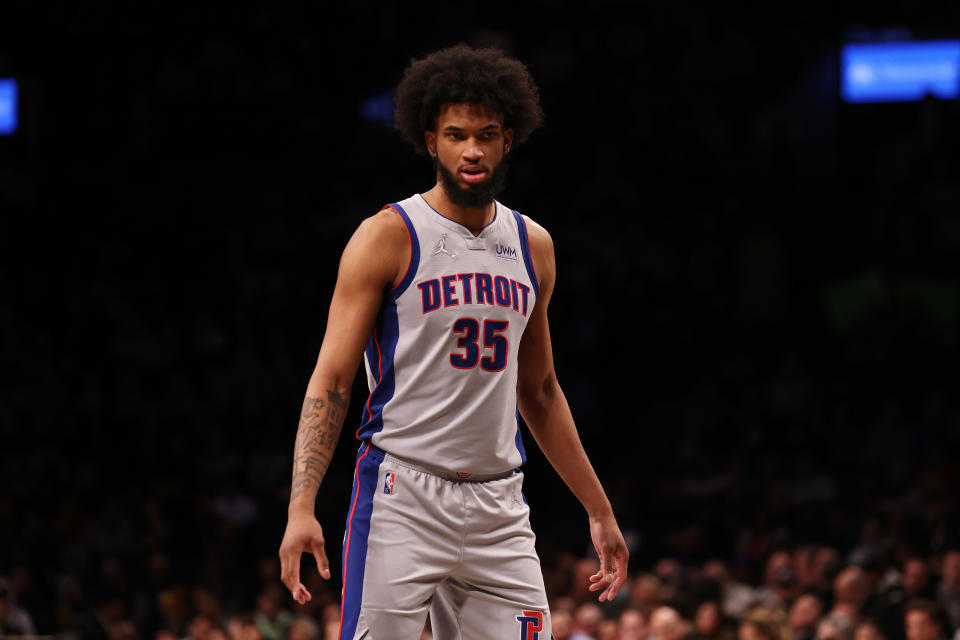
[789,595,821,630]
[620,610,647,640]
[695,602,720,635]
[855,623,885,640]
[424,103,514,208]
[902,559,928,594]
[905,611,940,640]
[739,623,770,640]
[943,551,960,587]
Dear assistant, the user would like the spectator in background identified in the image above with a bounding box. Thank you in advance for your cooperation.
[598,617,619,640]
[227,614,263,640]
[880,558,935,640]
[818,614,853,640]
[571,603,603,640]
[208,626,229,640]
[0,578,35,636]
[740,618,781,640]
[795,548,822,595]
[902,560,934,601]
[628,573,664,616]
[746,608,792,640]
[319,603,340,640]
[904,600,947,640]
[937,551,960,632]
[72,586,128,640]
[789,594,823,640]
[812,550,843,600]
[650,605,690,640]
[854,620,886,640]
[704,560,756,619]
[758,552,799,611]
[694,601,737,640]
[156,586,191,637]
[253,584,291,640]
[572,558,603,604]
[552,608,574,640]
[833,567,871,624]
[187,615,213,640]
[286,615,321,640]
[155,628,178,640]
[619,608,646,640]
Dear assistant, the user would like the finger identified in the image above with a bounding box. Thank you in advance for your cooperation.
[600,571,626,602]
[599,553,629,601]
[312,537,331,580]
[588,570,613,591]
[280,550,312,605]
[292,583,312,605]
[279,546,303,593]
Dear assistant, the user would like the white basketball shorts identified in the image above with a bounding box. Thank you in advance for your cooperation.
[338,442,552,640]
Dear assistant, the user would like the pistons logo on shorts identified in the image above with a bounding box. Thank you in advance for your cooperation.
[383,472,395,495]
[515,610,543,640]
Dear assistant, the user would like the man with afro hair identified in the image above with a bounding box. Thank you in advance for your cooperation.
[279,44,628,639]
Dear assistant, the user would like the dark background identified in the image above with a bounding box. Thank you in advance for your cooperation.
[1,1,959,636]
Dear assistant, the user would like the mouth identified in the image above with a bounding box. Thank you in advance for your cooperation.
[459,167,489,185]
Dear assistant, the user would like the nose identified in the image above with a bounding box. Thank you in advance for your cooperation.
[462,137,484,162]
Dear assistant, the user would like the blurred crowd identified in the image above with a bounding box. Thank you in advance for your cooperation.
[4,534,960,640]
[541,548,960,640]
[3,5,960,640]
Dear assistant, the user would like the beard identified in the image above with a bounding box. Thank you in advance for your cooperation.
[435,155,510,209]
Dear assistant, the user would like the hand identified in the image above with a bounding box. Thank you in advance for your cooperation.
[279,511,330,605]
[588,513,629,602]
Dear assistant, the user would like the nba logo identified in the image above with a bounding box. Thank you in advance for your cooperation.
[383,472,395,495]
[516,610,543,640]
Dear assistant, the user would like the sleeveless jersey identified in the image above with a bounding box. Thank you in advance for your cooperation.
[356,193,540,474]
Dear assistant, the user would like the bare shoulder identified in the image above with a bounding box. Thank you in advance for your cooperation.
[354,206,410,246]
[341,206,413,289]
[519,214,556,293]
[520,215,552,247]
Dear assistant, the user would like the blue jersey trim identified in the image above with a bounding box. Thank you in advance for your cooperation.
[512,210,539,298]
[514,404,527,465]
[387,202,420,298]
[357,300,400,439]
[339,443,384,640]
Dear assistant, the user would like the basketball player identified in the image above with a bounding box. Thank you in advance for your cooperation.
[279,44,629,639]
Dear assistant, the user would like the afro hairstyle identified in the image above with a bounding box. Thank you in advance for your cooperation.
[394,43,544,155]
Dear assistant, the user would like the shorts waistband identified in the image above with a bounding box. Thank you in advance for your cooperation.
[363,442,518,483]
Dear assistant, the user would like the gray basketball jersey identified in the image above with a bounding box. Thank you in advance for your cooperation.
[356,194,540,475]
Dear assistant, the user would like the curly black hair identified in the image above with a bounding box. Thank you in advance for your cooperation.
[394,44,544,155]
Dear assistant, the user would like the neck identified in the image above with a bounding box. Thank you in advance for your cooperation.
[421,183,495,235]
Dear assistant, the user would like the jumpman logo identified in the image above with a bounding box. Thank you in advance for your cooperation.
[432,234,456,258]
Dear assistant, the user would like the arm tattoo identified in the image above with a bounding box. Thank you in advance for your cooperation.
[290,390,349,503]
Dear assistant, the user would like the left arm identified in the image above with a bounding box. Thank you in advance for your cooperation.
[516,218,629,602]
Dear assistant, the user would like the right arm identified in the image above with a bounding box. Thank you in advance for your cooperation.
[279,208,410,604]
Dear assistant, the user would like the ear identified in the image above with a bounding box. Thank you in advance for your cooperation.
[424,130,437,157]
[503,128,514,154]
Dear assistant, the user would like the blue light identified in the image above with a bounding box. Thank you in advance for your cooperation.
[842,40,960,103]
[0,78,16,135]
[361,89,396,132]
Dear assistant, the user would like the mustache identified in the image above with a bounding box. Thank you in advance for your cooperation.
[434,156,510,209]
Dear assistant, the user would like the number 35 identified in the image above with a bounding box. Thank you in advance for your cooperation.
[450,318,509,372]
